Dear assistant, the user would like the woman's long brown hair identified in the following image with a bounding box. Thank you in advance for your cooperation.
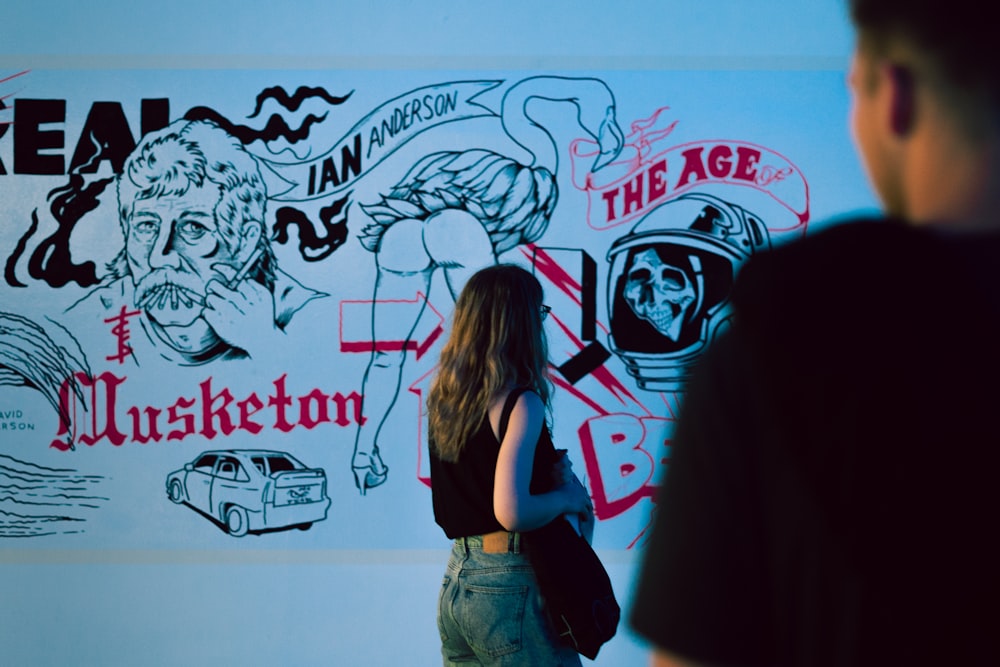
[427,264,550,462]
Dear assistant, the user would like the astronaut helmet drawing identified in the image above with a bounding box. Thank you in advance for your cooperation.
[606,192,770,392]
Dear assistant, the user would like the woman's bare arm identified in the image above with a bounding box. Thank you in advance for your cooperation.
[492,391,589,531]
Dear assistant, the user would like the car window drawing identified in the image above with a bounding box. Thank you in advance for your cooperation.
[193,455,217,473]
[166,449,331,537]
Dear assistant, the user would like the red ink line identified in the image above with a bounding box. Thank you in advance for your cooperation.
[0,70,30,86]
[551,311,652,416]
[660,393,677,420]
[414,324,444,359]
[551,373,609,416]
[524,244,584,308]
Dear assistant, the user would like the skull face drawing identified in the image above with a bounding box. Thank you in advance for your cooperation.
[623,248,696,341]
[606,193,774,392]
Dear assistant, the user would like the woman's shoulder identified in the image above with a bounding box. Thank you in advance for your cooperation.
[488,387,543,437]
[490,387,542,416]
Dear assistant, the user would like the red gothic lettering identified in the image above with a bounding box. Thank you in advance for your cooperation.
[269,374,296,433]
[199,377,235,439]
[167,396,197,441]
[238,393,265,434]
[331,391,364,427]
[47,373,364,448]
[298,389,331,429]
[75,372,128,447]
[127,405,163,443]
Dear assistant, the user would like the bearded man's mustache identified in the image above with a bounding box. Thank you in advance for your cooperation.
[134,270,206,311]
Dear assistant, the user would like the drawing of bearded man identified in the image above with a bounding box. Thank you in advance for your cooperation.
[67,119,322,365]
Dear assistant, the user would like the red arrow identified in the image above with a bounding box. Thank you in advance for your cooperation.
[339,292,445,360]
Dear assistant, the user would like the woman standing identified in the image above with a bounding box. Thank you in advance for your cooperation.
[428,264,593,666]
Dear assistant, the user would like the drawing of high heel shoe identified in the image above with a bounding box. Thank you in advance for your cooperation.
[352,447,388,496]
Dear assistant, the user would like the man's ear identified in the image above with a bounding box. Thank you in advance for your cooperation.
[886,63,916,137]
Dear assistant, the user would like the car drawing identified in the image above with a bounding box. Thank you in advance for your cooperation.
[166,449,331,537]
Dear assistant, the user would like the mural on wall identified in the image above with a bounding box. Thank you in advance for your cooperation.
[0,68,810,547]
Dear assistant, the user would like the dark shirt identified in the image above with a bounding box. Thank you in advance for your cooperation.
[431,389,559,539]
[630,218,1000,665]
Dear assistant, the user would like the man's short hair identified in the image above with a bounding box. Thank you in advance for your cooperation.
[850,0,996,102]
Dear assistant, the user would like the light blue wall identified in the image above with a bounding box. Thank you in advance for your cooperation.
[7,1,854,61]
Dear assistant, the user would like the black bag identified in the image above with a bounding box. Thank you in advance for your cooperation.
[498,389,621,660]
[524,517,621,659]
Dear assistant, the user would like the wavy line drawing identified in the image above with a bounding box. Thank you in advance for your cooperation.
[1,311,91,433]
[249,86,353,117]
[185,106,328,145]
[272,194,351,262]
[0,511,86,538]
[0,454,108,538]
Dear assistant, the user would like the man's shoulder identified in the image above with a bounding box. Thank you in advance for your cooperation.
[749,216,926,279]
[729,214,1000,365]
[735,217,939,313]
[65,276,133,314]
[726,216,980,366]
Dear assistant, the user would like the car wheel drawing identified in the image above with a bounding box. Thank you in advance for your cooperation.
[168,480,184,504]
[225,506,249,537]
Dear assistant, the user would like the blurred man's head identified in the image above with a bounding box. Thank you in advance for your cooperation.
[848,0,999,226]
[849,0,995,93]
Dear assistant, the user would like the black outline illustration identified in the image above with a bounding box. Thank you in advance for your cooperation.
[165,449,331,537]
[63,118,325,366]
[607,192,770,391]
[1,311,90,435]
[349,76,625,494]
[0,454,108,538]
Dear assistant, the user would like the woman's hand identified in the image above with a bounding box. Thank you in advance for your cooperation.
[553,452,595,542]
[551,450,592,515]
[559,474,592,516]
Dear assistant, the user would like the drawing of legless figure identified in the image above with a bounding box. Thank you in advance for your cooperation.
[350,76,624,494]
[66,119,323,366]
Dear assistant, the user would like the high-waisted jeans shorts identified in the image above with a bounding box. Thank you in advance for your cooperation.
[437,534,581,666]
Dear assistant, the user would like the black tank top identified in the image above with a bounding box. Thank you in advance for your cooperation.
[430,388,559,539]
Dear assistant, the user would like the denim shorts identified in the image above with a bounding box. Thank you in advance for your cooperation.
[437,535,582,666]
